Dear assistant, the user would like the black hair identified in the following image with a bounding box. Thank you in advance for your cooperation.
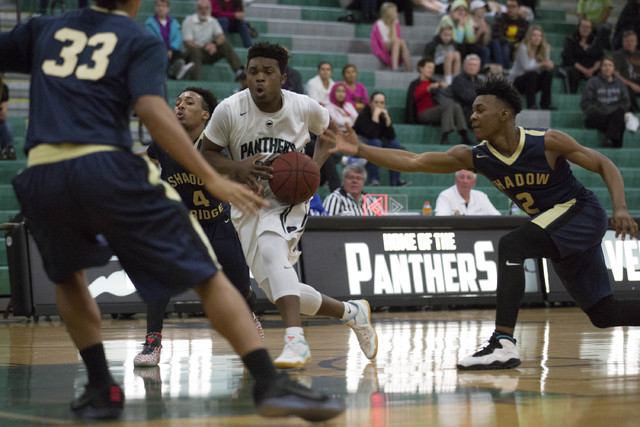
[370,91,386,102]
[95,0,118,10]
[476,75,522,116]
[247,42,289,74]
[182,86,218,124]
[418,57,434,68]
[317,61,332,71]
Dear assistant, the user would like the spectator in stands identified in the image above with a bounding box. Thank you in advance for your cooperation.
[371,2,413,72]
[283,66,304,94]
[210,0,253,48]
[326,83,359,132]
[145,0,193,80]
[613,30,640,113]
[451,54,484,128]
[323,163,371,216]
[435,170,501,216]
[560,19,604,94]
[405,57,471,145]
[509,26,555,110]
[306,62,335,106]
[582,57,630,148]
[577,0,613,49]
[469,0,492,66]
[423,23,461,86]
[0,75,15,161]
[438,0,478,60]
[612,0,640,51]
[490,0,529,70]
[341,64,370,112]
[354,92,411,186]
[182,0,246,81]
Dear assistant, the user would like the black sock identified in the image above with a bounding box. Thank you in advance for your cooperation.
[146,297,170,334]
[79,343,115,389]
[242,349,279,403]
[493,329,513,339]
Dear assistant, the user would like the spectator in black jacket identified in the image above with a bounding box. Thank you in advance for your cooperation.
[613,0,640,51]
[451,54,484,128]
[353,92,410,186]
[613,30,640,112]
[560,19,604,94]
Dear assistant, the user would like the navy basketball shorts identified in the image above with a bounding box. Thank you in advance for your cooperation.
[12,150,220,301]
[533,193,611,309]
[201,216,251,297]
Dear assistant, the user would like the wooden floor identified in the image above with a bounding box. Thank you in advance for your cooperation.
[0,307,639,426]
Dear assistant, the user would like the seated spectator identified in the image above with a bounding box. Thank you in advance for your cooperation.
[451,54,484,128]
[560,19,604,94]
[612,0,640,51]
[145,0,193,80]
[613,30,640,113]
[354,92,411,186]
[341,64,370,112]
[371,2,413,72]
[438,0,478,60]
[469,0,492,66]
[182,0,245,81]
[423,23,461,86]
[326,83,359,132]
[577,0,612,50]
[211,0,253,48]
[323,163,372,216]
[283,65,304,94]
[490,0,529,70]
[581,57,631,148]
[306,62,335,106]
[0,76,15,160]
[435,170,501,216]
[405,57,471,145]
[509,26,555,110]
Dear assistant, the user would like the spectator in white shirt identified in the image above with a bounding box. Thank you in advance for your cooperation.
[435,170,501,216]
[306,61,335,106]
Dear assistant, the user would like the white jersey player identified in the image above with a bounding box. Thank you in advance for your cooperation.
[202,42,378,368]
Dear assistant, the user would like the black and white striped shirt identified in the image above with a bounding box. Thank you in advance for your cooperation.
[323,188,367,216]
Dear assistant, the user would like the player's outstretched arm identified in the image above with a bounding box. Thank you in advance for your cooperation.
[546,129,638,240]
[326,122,473,174]
[135,95,267,215]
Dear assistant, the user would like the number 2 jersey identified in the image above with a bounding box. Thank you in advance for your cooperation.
[0,6,166,152]
[472,127,596,216]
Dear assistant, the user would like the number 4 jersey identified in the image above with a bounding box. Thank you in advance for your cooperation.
[472,127,593,216]
[0,6,166,152]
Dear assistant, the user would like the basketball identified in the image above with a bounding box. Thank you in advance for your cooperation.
[268,151,320,205]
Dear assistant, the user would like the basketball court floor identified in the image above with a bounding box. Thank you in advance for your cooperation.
[0,307,638,426]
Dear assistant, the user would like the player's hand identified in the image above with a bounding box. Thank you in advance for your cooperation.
[611,208,638,240]
[324,121,359,156]
[206,178,268,216]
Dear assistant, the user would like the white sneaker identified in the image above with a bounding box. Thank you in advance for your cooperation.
[344,300,378,360]
[274,334,311,369]
[457,333,521,370]
[176,61,194,80]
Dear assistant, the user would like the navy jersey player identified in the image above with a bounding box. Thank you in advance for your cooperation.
[0,0,344,422]
[329,76,640,370]
[134,87,263,368]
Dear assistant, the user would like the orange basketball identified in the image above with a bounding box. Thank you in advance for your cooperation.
[268,151,321,205]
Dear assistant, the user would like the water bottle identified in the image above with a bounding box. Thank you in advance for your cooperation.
[422,201,432,216]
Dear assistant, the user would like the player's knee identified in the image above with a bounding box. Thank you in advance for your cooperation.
[585,296,616,329]
[299,284,322,316]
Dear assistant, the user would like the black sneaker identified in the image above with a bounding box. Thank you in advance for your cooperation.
[70,384,124,420]
[247,23,259,38]
[1,145,16,160]
[255,373,345,422]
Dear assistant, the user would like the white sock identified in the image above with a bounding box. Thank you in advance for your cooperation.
[285,326,304,339]
[444,75,452,85]
[341,301,358,321]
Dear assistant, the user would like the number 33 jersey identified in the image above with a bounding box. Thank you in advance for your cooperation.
[0,6,166,152]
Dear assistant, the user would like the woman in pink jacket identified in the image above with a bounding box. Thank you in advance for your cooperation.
[370,2,412,72]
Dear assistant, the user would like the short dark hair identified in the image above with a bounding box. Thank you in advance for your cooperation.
[182,86,218,124]
[370,91,386,103]
[475,75,522,115]
[94,0,118,10]
[317,61,332,71]
[247,42,289,74]
[342,63,357,76]
[418,57,434,68]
